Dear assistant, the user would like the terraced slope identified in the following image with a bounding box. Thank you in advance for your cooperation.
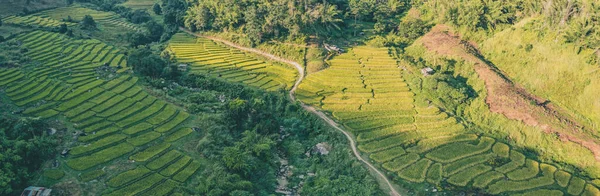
[33,5,142,31]
[295,46,600,195]
[1,15,76,28]
[167,33,297,91]
[0,31,197,195]
[14,30,128,74]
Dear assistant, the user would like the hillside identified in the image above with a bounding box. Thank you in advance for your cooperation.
[2,0,600,195]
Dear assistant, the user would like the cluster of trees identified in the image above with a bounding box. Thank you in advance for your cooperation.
[0,40,30,67]
[0,116,57,195]
[127,47,179,78]
[167,0,410,45]
[403,55,476,116]
[164,73,383,195]
[414,0,600,53]
[75,0,167,46]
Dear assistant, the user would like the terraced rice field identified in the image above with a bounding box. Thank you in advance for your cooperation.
[294,46,600,195]
[1,15,76,28]
[121,0,158,10]
[167,33,297,91]
[0,31,198,195]
[33,5,142,32]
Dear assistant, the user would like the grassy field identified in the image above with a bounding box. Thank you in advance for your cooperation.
[479,17,600,133]
[0,31,198,195]
[167,33,298,91]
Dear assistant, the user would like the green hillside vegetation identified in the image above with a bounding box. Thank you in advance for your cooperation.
[0,22,385,195]
[2,0,600,195]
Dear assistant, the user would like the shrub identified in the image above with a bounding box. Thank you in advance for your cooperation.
[80,15,96,29]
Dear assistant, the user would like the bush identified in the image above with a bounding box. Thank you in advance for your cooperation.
[81,15,96,29]
[153,3,162,15]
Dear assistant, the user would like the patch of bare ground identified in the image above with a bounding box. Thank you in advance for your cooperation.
[420,24,600,161]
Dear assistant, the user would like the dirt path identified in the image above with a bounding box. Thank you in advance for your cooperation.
[180,28,401,196]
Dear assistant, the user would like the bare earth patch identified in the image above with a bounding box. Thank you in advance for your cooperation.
[419,24,600,161]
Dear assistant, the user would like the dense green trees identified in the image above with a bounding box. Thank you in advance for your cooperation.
[80,15,96,29]
[177,0,410,44]
[0,116,57,195]
[153,3,162,15]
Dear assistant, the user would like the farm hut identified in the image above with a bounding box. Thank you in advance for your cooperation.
[421,67,435,76]
[21,186,52,196]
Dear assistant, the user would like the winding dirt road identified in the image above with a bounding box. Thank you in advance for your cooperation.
[180,28,400,196]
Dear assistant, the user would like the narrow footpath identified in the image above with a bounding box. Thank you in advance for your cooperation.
[180,28,400,196]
